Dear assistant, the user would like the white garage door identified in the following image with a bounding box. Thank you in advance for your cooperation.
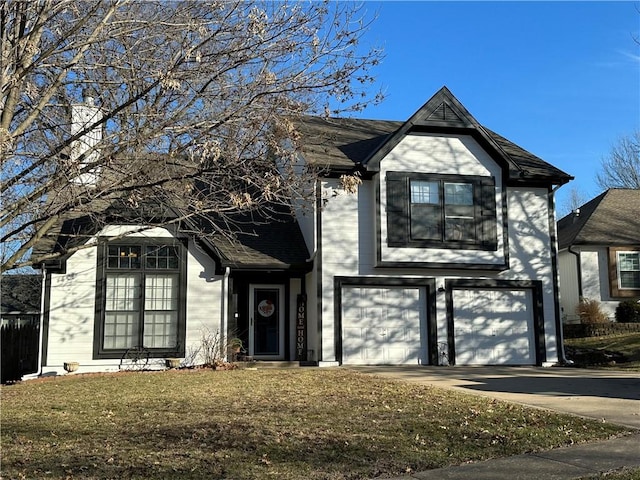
[342,286,427,365]
[453,288,536,365]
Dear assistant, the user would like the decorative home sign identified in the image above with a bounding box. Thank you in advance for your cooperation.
[296,294,307,361]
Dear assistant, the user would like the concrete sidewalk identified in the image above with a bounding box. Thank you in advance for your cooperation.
[385,433,640,480]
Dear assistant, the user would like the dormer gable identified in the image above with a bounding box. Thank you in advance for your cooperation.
[365,87,512,174]
[406,86,476,129]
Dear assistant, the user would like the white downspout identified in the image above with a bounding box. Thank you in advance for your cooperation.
[305,179,319,262]
[550,184,570,365]
[221,266,231,361]
[35,264,47,377]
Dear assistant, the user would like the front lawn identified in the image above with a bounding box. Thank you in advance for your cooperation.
[0,369,628,479]
[565,333,640,370]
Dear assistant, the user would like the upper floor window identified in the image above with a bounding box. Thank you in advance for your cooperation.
[94,240,186,359]
[617,252,640,289]
[387,172,497,250]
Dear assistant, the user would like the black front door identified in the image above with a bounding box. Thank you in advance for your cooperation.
[249,285,284,359]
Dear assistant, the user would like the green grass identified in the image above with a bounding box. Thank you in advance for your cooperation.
[564,332,640,370]
[0,369,629,480]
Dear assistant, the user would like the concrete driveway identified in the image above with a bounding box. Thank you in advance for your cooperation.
[349,366,640,429]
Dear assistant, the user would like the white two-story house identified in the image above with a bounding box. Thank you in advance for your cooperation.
[34,86,572,375]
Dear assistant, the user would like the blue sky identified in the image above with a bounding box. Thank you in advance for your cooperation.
[353,1,640,214]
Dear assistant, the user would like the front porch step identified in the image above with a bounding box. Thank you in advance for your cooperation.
[236,361,301,369]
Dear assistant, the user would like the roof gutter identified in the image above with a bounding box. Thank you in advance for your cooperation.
[216,262,313,273]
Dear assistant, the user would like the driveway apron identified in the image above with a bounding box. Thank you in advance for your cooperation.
[349,366,640,429]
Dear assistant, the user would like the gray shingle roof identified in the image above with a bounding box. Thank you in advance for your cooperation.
[295,87,573,186]
[557,189,640,249]
[35,201,310,272]
[32,197,179,270]
[482,128,572,183]
[296,116,401,170]
[197,206,310,271]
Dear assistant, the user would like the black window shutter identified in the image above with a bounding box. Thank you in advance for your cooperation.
[479,178,497,250]
[386,175,408,245]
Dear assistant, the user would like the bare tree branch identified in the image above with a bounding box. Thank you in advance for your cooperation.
[0,0,383,272]
[595,130,640,190]
[557,186,591,218]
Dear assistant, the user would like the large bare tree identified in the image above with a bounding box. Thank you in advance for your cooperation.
[595,130,640,191]
[0,0,382,272]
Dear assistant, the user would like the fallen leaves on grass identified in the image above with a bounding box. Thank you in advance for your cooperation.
[1,369,628,480]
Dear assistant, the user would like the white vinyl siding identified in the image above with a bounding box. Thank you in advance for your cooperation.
[380,134,505,265]
[313,179,561,365]
[43,228,224,375]
[558,250,580,322]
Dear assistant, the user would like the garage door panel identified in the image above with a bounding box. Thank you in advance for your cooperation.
[475,349,492,363]
[388,346,412,362]
[365,327,386,344]
[495,347,531,364]
[454,288,535,366]
[342,286,427,365]
[365,346,384,362]
[342,327,365,363]
[404,327,421,343]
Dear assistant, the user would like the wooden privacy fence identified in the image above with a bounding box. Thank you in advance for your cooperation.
[1,323,39,383]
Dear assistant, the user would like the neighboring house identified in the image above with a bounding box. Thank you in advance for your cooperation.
[1,274,42,382]
[33,86,572,375]
[1,274,42,327]
[557,189,640,321]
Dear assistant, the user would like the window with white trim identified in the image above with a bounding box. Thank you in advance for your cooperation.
[95,241,186,359]
[617,251,640,289]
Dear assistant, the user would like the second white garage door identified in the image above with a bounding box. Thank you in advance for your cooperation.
[342,286,428,365]
[453,288,536,365]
